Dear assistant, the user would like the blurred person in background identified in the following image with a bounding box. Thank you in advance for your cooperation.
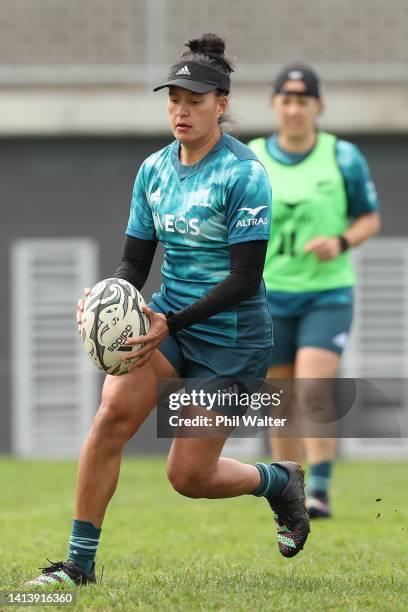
[249,63,381,518]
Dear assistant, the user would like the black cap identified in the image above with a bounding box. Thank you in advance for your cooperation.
[153,61,230,94]
[274,63,322,98]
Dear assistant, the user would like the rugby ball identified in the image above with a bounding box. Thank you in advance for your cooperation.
[81,278,150,376]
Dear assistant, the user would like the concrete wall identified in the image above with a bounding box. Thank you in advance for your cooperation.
[0,0,407,135]
[1,0,407,80]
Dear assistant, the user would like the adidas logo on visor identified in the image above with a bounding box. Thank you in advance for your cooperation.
[176,65,190,76]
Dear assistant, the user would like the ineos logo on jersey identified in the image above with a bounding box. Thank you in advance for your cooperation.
[153,212,200,235]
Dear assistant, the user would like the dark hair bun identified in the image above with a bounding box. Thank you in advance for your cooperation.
[185,33,233,74]
[186,33,225,58]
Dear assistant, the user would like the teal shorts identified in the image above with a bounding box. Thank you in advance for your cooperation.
[267,299,353,367]
[149,301,270,415]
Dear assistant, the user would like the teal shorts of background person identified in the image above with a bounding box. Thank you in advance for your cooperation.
[267,288,354,366]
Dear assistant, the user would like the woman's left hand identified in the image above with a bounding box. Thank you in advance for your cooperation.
[304,236,342,260]
[122,305,169,371]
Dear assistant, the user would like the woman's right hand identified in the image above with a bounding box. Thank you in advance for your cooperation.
[76,287,91,335]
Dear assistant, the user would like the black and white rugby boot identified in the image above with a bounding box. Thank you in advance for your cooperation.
[25,559,96,587]
[267,461,310,558]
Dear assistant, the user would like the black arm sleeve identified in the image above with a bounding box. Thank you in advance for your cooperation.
[166,240,268,334]
[113,235,158,291]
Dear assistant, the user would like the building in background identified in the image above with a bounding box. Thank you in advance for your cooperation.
[1,0,407,456]
[1,0,408,135]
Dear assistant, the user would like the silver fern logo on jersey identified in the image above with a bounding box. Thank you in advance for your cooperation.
[190,188,211,207]
[150,188,162,203]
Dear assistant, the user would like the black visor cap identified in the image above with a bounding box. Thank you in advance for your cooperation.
[153,61,230,94]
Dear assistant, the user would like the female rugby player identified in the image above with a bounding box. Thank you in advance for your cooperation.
[249,63,381,518]
[27,35,309,587]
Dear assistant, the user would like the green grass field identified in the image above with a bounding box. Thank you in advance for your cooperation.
[1,457,408,611]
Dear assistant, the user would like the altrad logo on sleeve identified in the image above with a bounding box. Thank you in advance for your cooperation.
[236,205,269,228]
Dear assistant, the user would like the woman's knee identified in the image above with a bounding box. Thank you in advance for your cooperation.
[92,398,134,443]
[95,382,155,442]
[166,460,213,498]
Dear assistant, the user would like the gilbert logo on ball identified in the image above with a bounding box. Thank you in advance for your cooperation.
[81,278,150,376]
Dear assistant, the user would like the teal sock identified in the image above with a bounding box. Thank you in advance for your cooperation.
[308,461,333,497]
[251,463,289,499]
[68,519,101,574]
